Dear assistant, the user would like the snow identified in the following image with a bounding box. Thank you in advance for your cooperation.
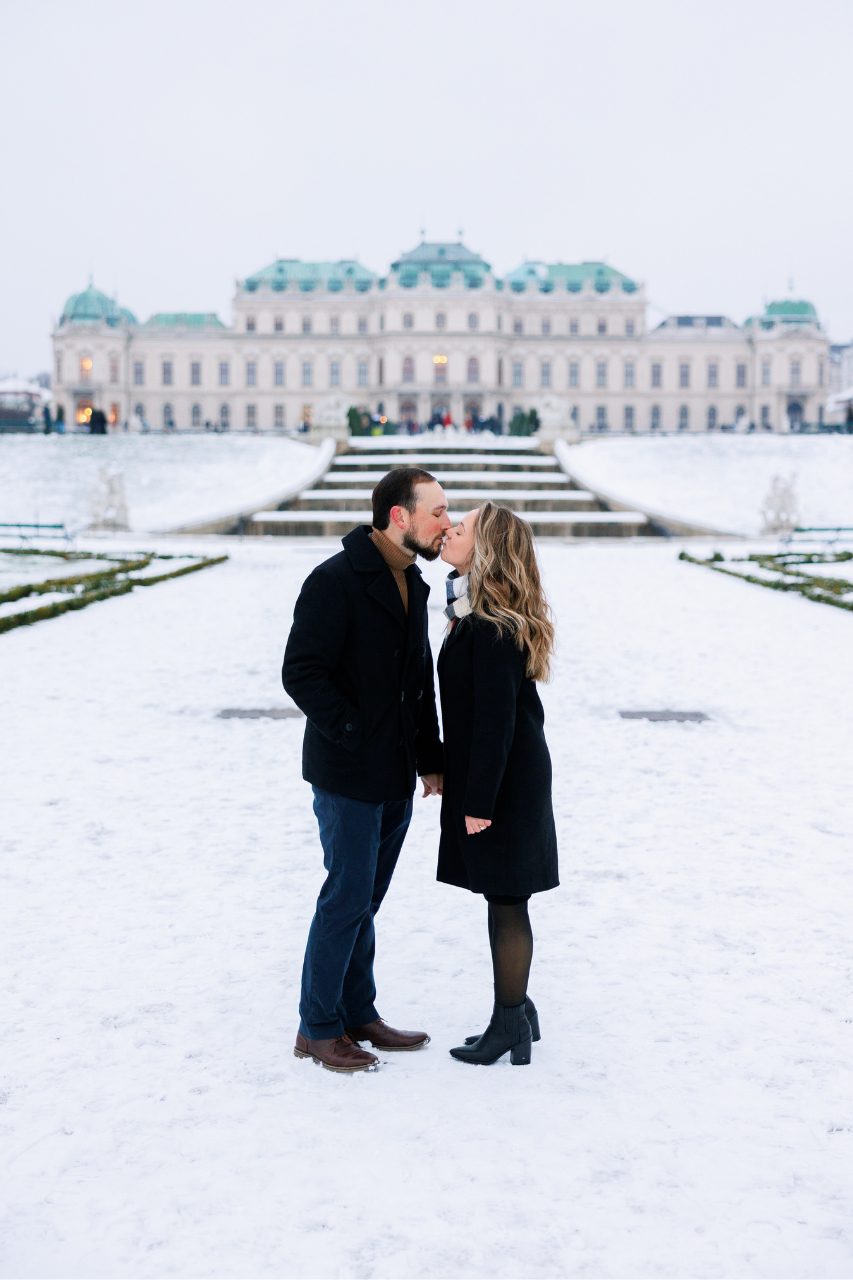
[0,435,324,534]
[1,529,852,1279]
[563,435,853,536]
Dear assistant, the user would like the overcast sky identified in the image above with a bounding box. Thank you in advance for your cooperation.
[2,0,851,376]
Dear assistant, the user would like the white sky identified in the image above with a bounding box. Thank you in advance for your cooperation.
[1,0,851,376]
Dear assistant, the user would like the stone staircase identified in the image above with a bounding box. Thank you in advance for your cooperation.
[249,437,650,537]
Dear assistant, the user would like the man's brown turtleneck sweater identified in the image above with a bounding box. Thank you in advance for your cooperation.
[369,527,415,613]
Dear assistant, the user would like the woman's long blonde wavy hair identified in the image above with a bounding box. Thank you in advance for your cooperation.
[468,502,555,682]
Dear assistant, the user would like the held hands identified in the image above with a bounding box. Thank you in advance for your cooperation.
[465,816,492,836]
[421,773,443,798]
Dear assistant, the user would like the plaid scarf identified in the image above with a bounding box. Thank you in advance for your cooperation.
[444,571,472,622]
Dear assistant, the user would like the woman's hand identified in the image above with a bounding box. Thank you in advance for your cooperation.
[465,816,492,836]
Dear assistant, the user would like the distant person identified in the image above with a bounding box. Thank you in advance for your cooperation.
[438,502,558,1067]
[42,404,53,434]
[90,407,108,435]
[55,404,65,434]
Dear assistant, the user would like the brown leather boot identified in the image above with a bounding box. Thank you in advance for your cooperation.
[346,1017,430,1051]
[294,1031,379,1073]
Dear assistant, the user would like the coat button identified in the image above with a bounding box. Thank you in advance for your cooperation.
[345,723,353,731]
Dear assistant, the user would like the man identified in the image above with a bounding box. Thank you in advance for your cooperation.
[282,467,451,1073]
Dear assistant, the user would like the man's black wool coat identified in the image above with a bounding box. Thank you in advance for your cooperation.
[282,526,444,803]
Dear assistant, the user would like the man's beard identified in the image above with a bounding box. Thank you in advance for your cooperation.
[402,530,442,561]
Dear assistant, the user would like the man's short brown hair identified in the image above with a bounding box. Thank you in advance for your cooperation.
[371,467,438,530]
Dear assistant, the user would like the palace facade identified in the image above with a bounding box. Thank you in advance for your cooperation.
[52,240,831,434]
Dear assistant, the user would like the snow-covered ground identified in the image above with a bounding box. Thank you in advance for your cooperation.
[1,532,852,1279]
[566,435,853,535]
[0,435,323,533]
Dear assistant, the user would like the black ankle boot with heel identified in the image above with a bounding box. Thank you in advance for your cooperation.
[449,1001,532,1066]
[463,995,540,1046]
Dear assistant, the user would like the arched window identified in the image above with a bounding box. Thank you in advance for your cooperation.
[678,405,689,431]
[402,356,415,384]
[707,405,717,430]
[191,403,202,427]
[467,357,480,384]
[650,404,661,430]
[220,403,230,429]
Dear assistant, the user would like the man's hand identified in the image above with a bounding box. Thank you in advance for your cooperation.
[420,773,443,797]
[465,816,492,835]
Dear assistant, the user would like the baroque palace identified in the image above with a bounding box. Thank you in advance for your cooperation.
[52,240,830,434]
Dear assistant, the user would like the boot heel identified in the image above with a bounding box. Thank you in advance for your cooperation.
[510,1037,532,1066]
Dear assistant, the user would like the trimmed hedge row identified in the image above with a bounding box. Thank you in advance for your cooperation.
[678,550,853,614]
[0,552,229,635]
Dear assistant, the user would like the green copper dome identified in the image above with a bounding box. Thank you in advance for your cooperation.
[504,260,638,295]
[391,241,492,289]
[765,299,818,321]
[60,282,137,326]
[242,258,377,294]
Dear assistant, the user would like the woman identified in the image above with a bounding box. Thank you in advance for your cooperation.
[438,501,558,1066]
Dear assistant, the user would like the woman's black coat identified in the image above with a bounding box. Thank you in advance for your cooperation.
[282,526,443,803]
[437,613,559,897]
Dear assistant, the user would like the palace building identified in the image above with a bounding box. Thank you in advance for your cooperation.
[51,240,831,434]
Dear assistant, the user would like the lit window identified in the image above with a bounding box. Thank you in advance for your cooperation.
[79,356,93,381]
[191,361,201,386]
[162,360,173,387]
[468,357,480,385]
[433,354,448,385]
[274,360,285,387]
[246,360,257,387]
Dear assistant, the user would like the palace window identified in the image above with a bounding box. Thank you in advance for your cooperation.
[246,360,257,387]
[569,318,579,336]
[402,356,415,384]
[219,361,229,386]
[650,404,661,430]
[274,316,284,332]
[513,318,523,335]
[274,404,285,429]
[679,362,690,389]
[134,402,144,420]
[330,316,340,335]
[540,360,551,388]
[678,405,689,430]
[468,313,479,331]
[624,361,635,389]
[435,312,446,331]
[597,318,607,335]
[707,405,717,430]
[790,358,801,388]
[330,360,341,387]
[79,356,93,382]
[191,360,201,386]
[357,316,368,335]
[357,360,369,387]
[595,406,607,430]
[379,315,385,332]
[624,405,635,431]
[302,317,312,334]
[512,361,523,388]
[109,353,119,383]
[133,360,144,386]
[162,360,173,387]
[651,362,662,388]
[497,357,503,387]
[403,312,414,329]
[433,355,448,385]
[569,361,579,388]
[761,404,771,428]
[246,404,257,429]
[191,403,202,427]
[761,358,771,387]
[707,362,718,389]
[220,403,230,428]
[595,359,607,389]
[625,318,635,337]
[468,357,480,385]
[736,362,748,388]
[541,318,551,336]
[378,357,384,386]
[302,361,313,387]
[246,316,256,332]
[274,360,285,387]
[163,403,174,428]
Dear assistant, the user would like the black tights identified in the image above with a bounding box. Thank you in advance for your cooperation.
[485,895,532,1007]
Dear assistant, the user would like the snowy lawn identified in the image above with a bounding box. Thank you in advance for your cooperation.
[1,534,852,1279]
[0,435,323,534]
[566,435,853,536]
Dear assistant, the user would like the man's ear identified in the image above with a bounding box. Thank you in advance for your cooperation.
[389,504,407,529]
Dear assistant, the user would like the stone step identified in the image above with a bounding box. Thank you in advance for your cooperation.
[250,509,649,537]
[332,453,556,470]
[289,488,599,512]
[346,438,539,453]
[320,469,570,487]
